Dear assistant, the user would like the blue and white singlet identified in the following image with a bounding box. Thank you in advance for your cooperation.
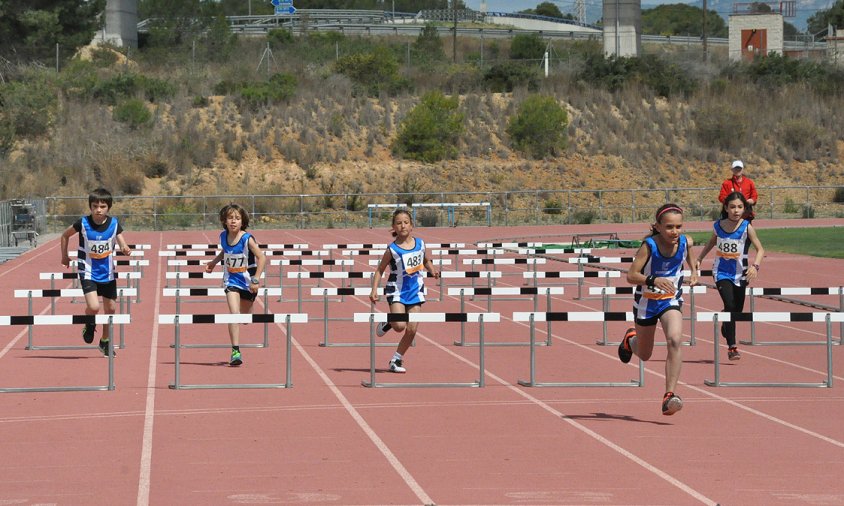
[219,231,256,291]
[632,235,687,321]
[712,219,750,286]
[77,216,119,283]
[385,238,427,305]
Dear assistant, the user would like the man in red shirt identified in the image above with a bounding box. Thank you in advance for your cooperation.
[719,160,758,221]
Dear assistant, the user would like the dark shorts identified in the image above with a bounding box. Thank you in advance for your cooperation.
[80,279,118,300]
[385,300,423,310]
[635,306,682,327]
[225,286,257,302]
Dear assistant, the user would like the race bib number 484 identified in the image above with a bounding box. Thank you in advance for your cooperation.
[88,240,112,259]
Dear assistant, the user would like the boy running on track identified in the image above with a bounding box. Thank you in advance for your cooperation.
[205,203,266,366]
[60,187,130,356]
[695,191,765,361]
[618,204,698,415]
[369,208,439,373]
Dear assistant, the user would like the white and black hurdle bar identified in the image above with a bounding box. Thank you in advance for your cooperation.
[287,271,373,312]
[307,287,408,348]
[161,287,283,349]
[447,286,565,347]
[164,271,267,290]
[354,312,499,388]
[165,242,308,250]
[512,311,645,388]
[158,313,307,390]
[271,258,355,300]
[430,248,505,272]
[15,288,135,350]
[701,311,844,388]
[41,271,143,303]
[740,287,844,346]
[590,286,708,347]
[0,314,128,393]
[523,270,622,300]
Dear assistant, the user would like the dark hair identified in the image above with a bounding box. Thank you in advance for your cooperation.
[390,208,413,238]
[219,203,250,230]
[720,191,748,219]
[650,203,683,236]
[88,187,113,209]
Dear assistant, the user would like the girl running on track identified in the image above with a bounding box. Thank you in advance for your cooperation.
[695,191,765,362]
[205,203,266,367]
[369,208,440,373]
[618,203,698,415]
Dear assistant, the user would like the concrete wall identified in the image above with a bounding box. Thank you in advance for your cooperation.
[602,0,641,57]
[484,16,600,34]
[729,14,783,61]
[103,0,138,48]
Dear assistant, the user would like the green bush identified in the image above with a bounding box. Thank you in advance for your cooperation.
[693,103,748,150]
[392,91,464,162]
[482,63,539,93]
[507,95,568,159]
[113,98,152,129]
[783,197,799,213]
[412,23,446,63]
[543,196,563,215]
[834,187,844,203]
[418,210,439,227]
[510,33,545,60]
[334,47,401,96]
[578,54,696,97]
[237,73,297,111]
[802,204,815,218]
[268,28,294,46]
[0,75,56,138]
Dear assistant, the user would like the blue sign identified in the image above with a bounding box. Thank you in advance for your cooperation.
[271,0,296,14]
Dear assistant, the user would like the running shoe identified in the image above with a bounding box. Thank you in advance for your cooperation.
[376,322,391,337]
[82,323,96,344]
[230,349,242,366]
[728,346,741,361]
[662,392,683,416]
[618,327,635,364]
[388,358,406,373]
[98,339,115,357]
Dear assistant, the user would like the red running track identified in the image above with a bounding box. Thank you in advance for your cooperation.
[0,219,842,505]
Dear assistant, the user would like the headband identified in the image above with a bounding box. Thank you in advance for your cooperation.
[656,206,683,219]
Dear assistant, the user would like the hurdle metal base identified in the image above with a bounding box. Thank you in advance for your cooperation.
[739,339,839,346]
[169,342,267,349]
[321,342,398,348]
[704,379,830,388]
[455,340,548,347]
[518,379,641,387]
[0,385,114,393]
[362,381,480,388]
[169,383,289,390]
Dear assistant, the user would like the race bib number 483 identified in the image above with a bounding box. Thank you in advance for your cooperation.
[402,250,424,274]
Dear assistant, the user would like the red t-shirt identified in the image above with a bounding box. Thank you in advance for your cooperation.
[719,175,758,218]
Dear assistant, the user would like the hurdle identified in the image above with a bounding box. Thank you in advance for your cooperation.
[162,287,282,349]
[271,258,354,300]
[15,288,134,350]
[355,312,499,388]
[307,287,407,348]
[448,287,564,346]
[701,312,843,388]
[515,247,592,255]
[367,203,403,228]
[523,271,622,300]
[590,286,707,347]
[165,243,308,250]
[39,271,143,302]
[164,271,267,289]
[158,313,307,390]
[740,287,844,346]
[432,248,505,272]
[0,314,128,393]
[287,271,374,312]
[513,312,644,387]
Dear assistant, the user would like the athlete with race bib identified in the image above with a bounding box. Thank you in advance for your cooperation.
[205,203,266,366]
[60,188,131,356]
[370,208,440,373]
[696,191,765,362]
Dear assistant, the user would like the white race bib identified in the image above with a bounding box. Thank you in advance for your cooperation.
[402,249,424,274]
[224,252,248,273]
[88,240,112,260]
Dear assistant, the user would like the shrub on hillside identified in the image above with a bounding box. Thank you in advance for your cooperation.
[578,54,696,97]
[113,98,152,129]
[510,33,545,60]
[237,73,297,111]
[0,75,56,138]
[334,47,403,96]
[779,118,828,160]
[482,63,539,93]
[268,28,294,46]
[693,103,748,150]
[392,91,464,162]
[412,23,446,63]
[506,95,568,159]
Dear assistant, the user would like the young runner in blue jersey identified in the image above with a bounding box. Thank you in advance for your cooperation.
[618,204,698,415]
[60,188,130,356]
[205,203,266,366]
[369,208,440,373]
[695,192,765,361]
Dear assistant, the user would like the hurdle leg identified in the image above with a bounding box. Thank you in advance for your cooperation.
[741,294,757,346]
[25,292,34,350]
[170,316,182,390]
[297,275,303,314]
[689,289,697,346]
[284,315,293,388]
[454,290,467,346]
[517,314,537,387]
[107,317,115,391]
[321,292,330,347]
[597,290,609,345]
[705,315,722,387]
[826,314,833,387]
[119,293,126,349]
[263,290,270,348]
[838,289,843,345]
[478,315,485,387]
[362,315,377,387]
[544,293,553,347]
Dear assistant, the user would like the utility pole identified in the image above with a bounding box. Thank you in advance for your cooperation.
[702,0,708,60]
[452,0,458,63]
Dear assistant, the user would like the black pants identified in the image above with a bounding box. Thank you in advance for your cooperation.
[716,279,747,347]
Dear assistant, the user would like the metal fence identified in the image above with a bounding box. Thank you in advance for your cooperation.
[7,185,838,237]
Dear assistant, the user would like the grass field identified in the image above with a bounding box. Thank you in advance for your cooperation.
[686,227,843,259]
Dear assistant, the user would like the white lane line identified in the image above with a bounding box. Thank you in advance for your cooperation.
[137,233,163,506]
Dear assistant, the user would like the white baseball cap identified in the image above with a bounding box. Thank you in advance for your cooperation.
[731,160,744,169]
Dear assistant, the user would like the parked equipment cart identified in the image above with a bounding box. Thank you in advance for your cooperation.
[9,200,38,247]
